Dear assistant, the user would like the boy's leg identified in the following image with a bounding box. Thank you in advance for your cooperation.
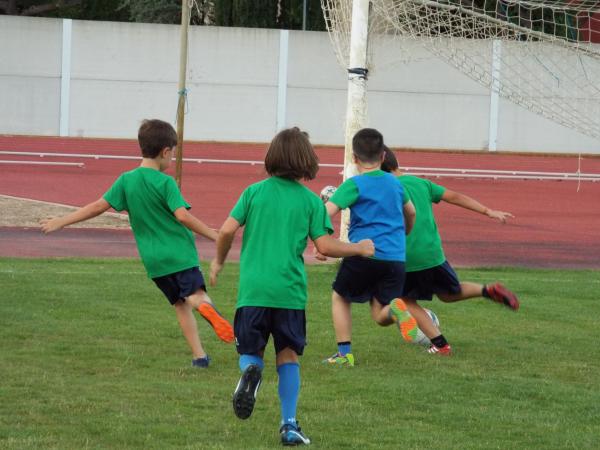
[233,353,264,420]
[232,307,268,420]
[275,342,310,445]
[275,348,300,427]
[438,282,519,310]
[173,300,207,360]
[324,291,355,366]
[437,282,484,302]
[332,291,352,342]
[403,299,441,338]
[186,289,235,343]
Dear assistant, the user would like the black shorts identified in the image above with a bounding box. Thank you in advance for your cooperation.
[152,267,206,305]
[234,306,306,356]
[402,261,461,301]
[332,256,406,306]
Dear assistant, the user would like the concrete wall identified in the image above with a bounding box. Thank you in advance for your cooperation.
[1,15,598,154]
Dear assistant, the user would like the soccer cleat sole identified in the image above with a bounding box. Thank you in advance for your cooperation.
[198,302,235,343]
[487,284,520,311]
[390,299,419,343]
[232,364,262,420]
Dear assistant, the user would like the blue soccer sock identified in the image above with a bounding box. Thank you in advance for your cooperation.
[239,354,264,372]
[337,341,352,356]
[277,362,300,427]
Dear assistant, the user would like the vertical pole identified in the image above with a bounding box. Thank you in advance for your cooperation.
[175,0,191,188]
[277,30,289,131]
[302,0,308,30]
[341,0,370,241]
[488,39,502,152]
[59,19,72,137]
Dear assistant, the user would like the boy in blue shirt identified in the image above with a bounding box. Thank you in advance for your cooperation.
[323,128,418,366]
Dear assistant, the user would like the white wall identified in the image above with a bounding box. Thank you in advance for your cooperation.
[1,15,598,154]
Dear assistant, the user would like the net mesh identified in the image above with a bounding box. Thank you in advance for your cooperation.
[322,0,600,140]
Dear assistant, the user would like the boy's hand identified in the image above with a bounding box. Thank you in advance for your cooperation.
[486,209,514,223]
[357,239,375,257]
[40,217,64,234]
[209,259,223,286]
[312,245,327,261]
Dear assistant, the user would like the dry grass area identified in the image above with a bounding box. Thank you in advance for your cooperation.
[0,195,130,229]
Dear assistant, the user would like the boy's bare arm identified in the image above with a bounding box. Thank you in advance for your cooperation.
[325,201,341,217]
[40,198,111,233]
[313,235,374,259]
[174,208,218,241]
[403,200,416,235]
[209,217,240,286]
[442,189,514,223]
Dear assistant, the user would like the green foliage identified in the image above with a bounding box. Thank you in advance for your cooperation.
[0,0,131,21]
[2,258,599,449]
[0,0,327,30]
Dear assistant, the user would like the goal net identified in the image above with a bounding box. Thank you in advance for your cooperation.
[322,0,600,141]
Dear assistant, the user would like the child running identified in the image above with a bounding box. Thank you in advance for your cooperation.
[209,127,374,446]
[323,128,418,367]
[380,145,519,355]
[41,119,233,368]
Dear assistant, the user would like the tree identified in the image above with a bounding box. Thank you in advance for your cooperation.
[0,0,130,21]
[1,0,326,30]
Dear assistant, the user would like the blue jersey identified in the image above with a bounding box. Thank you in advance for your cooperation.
[330,170,408,261]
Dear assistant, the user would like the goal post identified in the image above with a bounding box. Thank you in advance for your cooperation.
[340,0,371,241]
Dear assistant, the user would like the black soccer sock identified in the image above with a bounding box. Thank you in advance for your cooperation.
[431,334,448,349]
[481,285,490,298]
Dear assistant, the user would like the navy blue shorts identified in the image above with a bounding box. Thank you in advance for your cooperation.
[234,307,306,356]
[152,267,206,305]
[402,261,461,301]
[332,256,406,306]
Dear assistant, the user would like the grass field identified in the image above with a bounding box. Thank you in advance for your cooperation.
[1,258,599,449]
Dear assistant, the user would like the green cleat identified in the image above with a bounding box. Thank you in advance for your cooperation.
[323,352,355,366]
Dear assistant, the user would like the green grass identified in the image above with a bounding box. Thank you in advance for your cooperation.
[1,258,599,449]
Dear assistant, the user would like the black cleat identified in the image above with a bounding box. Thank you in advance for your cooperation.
[232,364,262,419]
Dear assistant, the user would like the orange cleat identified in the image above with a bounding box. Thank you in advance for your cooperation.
[198,302,235,343]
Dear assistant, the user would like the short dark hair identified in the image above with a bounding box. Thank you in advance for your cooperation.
[352,128,384,163]
[264,127,319,180]
[381,145,399,173]
[137,119,178,158]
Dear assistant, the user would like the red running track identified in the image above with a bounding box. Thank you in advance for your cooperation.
[1,135,599,269]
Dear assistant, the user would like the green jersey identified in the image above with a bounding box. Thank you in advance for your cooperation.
[398,175,446,272]
[230,177,333,310]
[103,167,198,278]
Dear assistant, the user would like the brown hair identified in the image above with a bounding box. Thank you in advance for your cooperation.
[264,127,319,180]
[352,128,384,163]
[381,145,399,173]
[137,119,178,158]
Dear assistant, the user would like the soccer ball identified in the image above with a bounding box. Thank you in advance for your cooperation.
[320,185,337,203]
[410,308,441,346]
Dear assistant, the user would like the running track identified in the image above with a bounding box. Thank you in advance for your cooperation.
[1,136,599,269]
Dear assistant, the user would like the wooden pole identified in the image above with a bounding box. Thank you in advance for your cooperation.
[175,0,191,188]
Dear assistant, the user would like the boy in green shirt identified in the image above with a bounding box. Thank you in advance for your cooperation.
[210,127,374,446]
[381,146,519,355]
[41,119,233,367]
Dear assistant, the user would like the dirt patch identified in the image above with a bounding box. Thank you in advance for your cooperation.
[0,195,130,229]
